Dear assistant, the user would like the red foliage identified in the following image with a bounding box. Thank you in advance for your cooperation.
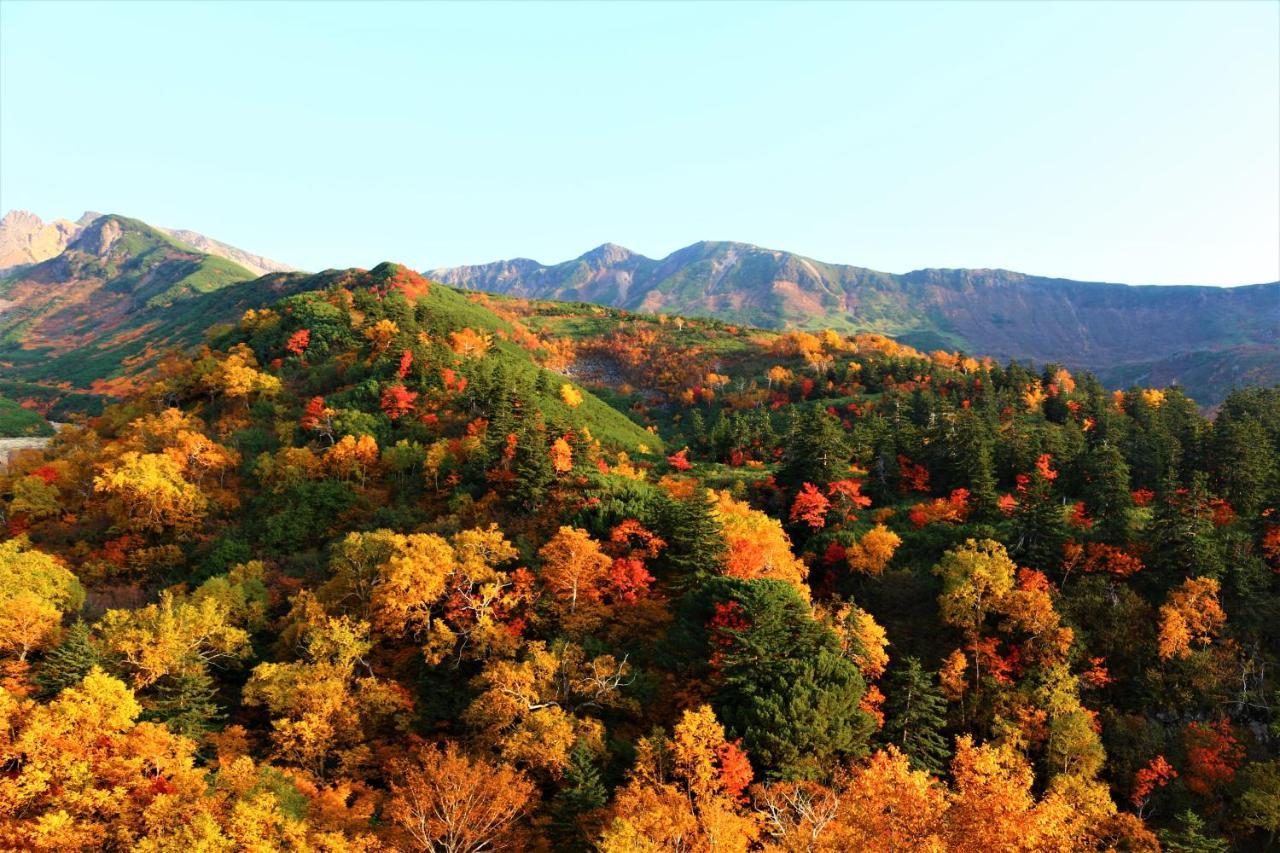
[285,328,311,356]
[826,479,872,522]
[300,396,327,430]
[1068,502,1093,530]
[909,488,972,528]
[30,465,60,485]
[708,601,751,673]
[397,349,413,379]
[716,739,753,802]
[1131,488,1155,507]
[1035,453,1058,482]
[790,483,831,530]
[607,558,654,604]
[1183,719,1243,797]
[1131,755,1177,809]
[380,384,419,420]
[897,455,931,492]
[666,448,693,471]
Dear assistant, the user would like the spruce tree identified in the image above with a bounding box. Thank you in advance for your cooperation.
[1158,811,1230,853]
[144,667,224,740]
[1080,443,1133,543]
[882,657,951,773]
[659,489,727,585]
[35,620,100,699]
[512,420,555,507]
[777,406,851,492]
[549,742,608,851]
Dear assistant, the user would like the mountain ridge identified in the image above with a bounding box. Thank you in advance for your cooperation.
[0,209,296,277]
[430,240,1280,406]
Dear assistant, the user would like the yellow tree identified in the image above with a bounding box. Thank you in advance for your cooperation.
[242,615,410,780]
[846,524,902,577]
[386,741,536,853]
[1157,576,1225,660]
[94,451,208,534]
[599,705,760,852]
[538,526,612,631]
[464,641,632,778]
[713,490,809,598]
[0,538,84,663]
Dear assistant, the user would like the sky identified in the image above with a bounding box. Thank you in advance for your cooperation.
[2,1,1277,285]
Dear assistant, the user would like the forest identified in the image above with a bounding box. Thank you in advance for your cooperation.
[1,264,1277,851]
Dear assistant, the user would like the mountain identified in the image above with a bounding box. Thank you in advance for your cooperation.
[0,214,278,388]
[430,241,1280,406]
[0,209,295,277]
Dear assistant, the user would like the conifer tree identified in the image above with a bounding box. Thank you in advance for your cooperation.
[512,420,555,507]
[659,489,727,584]
[1159,811,1230,853]
[35,620,100,699]
[144,667,225,740]
[549,742,608,851]
[882,657,951,774]
[778,406,851,492]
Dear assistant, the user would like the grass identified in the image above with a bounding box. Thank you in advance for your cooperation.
[0,395,55,437]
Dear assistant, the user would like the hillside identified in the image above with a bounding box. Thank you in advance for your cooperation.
[0,209,295,276]
[0,264,1277,848]
[431,241,1280,406]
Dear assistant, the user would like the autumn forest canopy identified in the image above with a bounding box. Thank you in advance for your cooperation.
[2,262,1279,851]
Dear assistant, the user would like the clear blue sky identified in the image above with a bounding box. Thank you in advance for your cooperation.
[2,1,1277,284]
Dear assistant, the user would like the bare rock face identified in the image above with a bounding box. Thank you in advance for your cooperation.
[158,228,295,277]
[0,210,83,271]
[0,209,295,277]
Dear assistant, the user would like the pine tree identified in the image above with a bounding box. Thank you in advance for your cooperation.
[35,620,100,698]
[777,406,851,492]
[1146,472,1225,587]
[1012,460,1066,573]
[1158,811,1230,853]
[144,667,224,740]
[659,489,727,585]
[882,657,951,773]
[1080,443,1133,543]
[549,742,608,851]
[512,420,555,507]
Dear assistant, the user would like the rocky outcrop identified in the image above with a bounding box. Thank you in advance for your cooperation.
[0,210,295,277]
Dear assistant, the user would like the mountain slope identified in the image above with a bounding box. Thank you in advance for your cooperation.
[0,209,295,276]
[431,241,1280,406]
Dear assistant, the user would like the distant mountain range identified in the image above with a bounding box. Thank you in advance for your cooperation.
[0,210,295,277]
[431,241,1280,407]
[0,211,1275,407]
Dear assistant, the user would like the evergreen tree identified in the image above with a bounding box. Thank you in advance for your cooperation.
[1158,811,1230,853]
[1080,443,1133,543]
[777,406,851,492]
[512,420,555,507]
[549,742,608,851]
[882,657,951,773]
[1145,472,1225,586]
[1011,460,1066,573]
[35,620,100,698]
[658,489,727,584]
[677,578,874,781]
[143,667,224,740]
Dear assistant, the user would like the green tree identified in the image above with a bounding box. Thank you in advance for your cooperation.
[777,406,851,492]
[881,657,951,773]
[658,489,727,584]
[549,742,608,852]
[677,577,873,780]
[35,619,101,698]
[1079,443,1133,543]
[143,666,224,739]
[1158,810,1230,853]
